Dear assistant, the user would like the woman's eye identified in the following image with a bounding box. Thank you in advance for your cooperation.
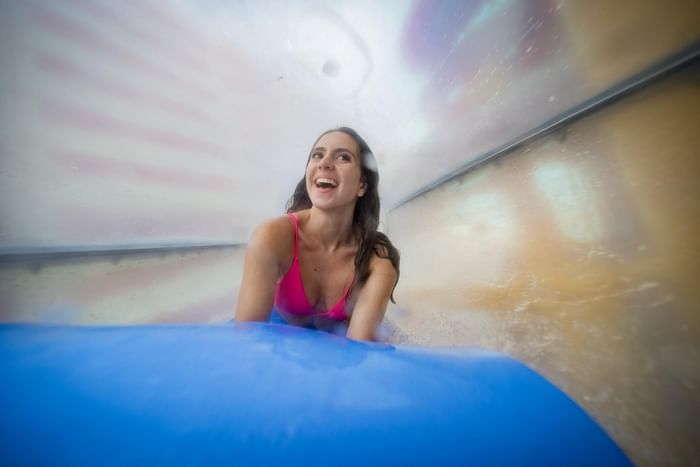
[311,153,322,159]
[337,153,351,161]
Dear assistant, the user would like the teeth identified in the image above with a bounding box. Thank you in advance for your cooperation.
[316,178,338,187]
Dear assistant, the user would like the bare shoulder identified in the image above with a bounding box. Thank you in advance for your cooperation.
[248,215,295,259]
[369,253,397,280]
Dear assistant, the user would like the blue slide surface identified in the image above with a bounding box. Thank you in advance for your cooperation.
[0,323,631,466]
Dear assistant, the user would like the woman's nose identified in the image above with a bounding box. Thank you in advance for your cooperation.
[319,155,334,169]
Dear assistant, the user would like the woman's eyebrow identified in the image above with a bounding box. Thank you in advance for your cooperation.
[333,148,356,157]
[312,146,355,157]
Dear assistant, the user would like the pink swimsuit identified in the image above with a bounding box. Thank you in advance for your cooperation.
[274,213,354,321]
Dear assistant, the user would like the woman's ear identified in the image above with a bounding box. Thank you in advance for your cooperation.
[357,179,367,197]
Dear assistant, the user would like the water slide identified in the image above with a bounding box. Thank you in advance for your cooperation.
[1,1,699,465]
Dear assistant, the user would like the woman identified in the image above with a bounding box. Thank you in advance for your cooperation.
[235,127,400,341]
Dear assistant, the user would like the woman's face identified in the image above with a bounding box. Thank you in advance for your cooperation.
[305,131,366,210]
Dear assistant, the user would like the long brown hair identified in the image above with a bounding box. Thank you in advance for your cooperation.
[285,127,400,301]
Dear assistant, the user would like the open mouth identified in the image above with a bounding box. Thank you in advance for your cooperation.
[315,178,338,189]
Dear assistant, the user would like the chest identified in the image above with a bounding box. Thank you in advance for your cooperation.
[297,244,356,310]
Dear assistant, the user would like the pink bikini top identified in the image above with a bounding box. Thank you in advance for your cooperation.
[274,213,354,321]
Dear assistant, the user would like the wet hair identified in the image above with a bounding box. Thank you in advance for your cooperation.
[286,127,400,301]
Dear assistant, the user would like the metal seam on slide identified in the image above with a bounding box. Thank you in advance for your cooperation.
[0,242,242,263]
[389,40,700,211]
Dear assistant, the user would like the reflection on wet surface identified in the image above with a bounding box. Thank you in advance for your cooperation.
[0,247,244,324]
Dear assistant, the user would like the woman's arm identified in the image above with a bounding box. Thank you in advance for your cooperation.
[346,255,398,341]
[235,220,286,322]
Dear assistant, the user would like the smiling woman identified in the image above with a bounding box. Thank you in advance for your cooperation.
[235,127,400,341]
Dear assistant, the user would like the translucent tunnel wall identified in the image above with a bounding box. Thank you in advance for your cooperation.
[386,71,700,465]
[1,1,699,466]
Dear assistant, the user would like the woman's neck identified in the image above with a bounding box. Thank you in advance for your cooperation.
[304,206,356,252]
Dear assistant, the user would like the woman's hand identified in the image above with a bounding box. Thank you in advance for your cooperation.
[346,256,398,341]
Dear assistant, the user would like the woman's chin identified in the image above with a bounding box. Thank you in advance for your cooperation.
[310,194,358,211]
[309,195,336,209]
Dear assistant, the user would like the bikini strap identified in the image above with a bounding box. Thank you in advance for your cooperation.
[287,212,300,261]
[343,273,356,300]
